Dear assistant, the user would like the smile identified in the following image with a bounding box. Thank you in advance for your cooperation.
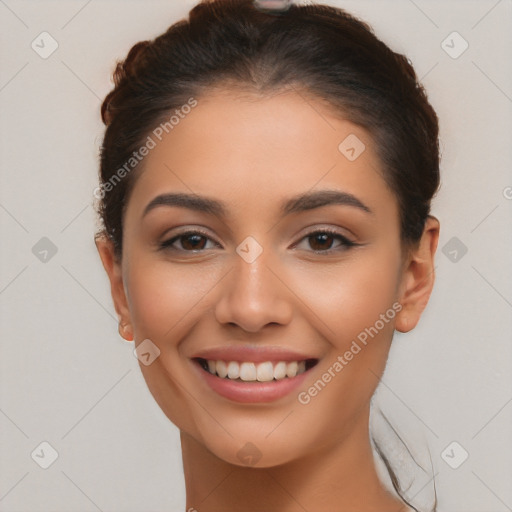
[191,350,319,403]
[196,358,317,382]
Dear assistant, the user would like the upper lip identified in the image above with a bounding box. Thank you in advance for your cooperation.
[191,345,319,364]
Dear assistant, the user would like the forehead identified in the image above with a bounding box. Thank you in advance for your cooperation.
[124,87,397,223]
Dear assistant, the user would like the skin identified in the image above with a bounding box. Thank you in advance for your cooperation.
[96,87,439,512]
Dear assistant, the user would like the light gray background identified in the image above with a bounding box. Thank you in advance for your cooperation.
[1,0,511,511]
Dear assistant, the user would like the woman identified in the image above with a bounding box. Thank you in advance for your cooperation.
[94,0,440,510]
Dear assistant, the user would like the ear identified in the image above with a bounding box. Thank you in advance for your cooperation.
[395,216,440,333]
[95,235,134,341]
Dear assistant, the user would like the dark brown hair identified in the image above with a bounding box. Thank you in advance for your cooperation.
[95,0,440,262]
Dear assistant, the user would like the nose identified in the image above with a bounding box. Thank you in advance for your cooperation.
[214,247,293,333]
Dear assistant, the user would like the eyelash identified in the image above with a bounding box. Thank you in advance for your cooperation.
[159,228,358,255]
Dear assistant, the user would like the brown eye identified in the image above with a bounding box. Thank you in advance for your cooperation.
[179,233,208,251]
[296,230,357,254]
[308,232,336,251]
[160,230,219,252]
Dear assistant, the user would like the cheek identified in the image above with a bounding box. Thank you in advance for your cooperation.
[288,256,401,444]
[124,254,224,341]
[122,254,228,434]
[286,246,402,350]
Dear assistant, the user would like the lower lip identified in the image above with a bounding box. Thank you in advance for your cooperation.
[193,361,312,403]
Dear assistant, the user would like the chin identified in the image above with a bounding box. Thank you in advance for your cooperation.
[202,434,306,468]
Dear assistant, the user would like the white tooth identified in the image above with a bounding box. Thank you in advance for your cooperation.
[227,361,240,379]
[216,360,228,378]
[286,361,298,378]
[239,362,257,381]
[273,361,287,380]
[207,360,216,374]
[256,361,274,382]
[297,360,306,375]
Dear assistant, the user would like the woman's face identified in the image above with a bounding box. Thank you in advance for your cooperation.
[101,87,418,467]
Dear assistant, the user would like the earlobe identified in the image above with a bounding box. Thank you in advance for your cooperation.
[395,216,440,333]
[118,322,134,342]
[95,235,133,340]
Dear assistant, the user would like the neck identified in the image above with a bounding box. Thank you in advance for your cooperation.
[181,406,409,512]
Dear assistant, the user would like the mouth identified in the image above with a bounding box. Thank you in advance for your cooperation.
[194,357,318,382]
[191,353,319,403]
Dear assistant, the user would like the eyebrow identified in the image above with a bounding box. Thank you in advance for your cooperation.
[142,189,373,219]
